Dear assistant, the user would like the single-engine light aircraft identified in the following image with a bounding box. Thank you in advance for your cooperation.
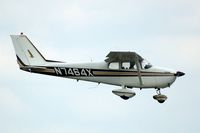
[11,33,185,103]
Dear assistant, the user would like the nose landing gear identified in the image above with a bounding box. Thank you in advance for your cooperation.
[153,89,167,103]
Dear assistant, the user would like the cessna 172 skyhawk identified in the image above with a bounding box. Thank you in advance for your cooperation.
[11,33,185,103]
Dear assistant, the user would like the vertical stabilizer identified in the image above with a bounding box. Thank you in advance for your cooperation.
[10,34,46,67]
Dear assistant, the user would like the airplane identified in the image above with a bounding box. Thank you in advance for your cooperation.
[10,33,185,103]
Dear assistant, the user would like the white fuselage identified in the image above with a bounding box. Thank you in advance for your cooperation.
[35,61,177,89]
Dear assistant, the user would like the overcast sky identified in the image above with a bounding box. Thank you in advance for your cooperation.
[0,0,200,133]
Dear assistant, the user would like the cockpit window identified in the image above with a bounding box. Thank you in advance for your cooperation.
[141,59,152,69]
[109,62,119,69]
[108,60,152,70]
[122,62,136,69]
[122,62,130,69]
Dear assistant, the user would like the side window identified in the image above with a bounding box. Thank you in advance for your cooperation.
[141,59,152,69]
[122,62,136,69]
[122,62,130,69]
[130,62,136,69]
[109,62,119,69]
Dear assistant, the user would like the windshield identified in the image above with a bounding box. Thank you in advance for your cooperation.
[141,59,152,69]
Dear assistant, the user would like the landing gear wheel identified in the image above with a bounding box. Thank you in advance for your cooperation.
[153,89,167,103]
[158,99,165,103]
[120,96,129,100]
[153,94,167,103]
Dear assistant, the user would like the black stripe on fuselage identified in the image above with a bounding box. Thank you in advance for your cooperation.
[23,66,175,77]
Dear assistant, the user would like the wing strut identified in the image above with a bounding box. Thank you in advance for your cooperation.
[134,54,143,86]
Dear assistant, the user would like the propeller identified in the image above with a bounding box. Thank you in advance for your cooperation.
[175,71,185,77]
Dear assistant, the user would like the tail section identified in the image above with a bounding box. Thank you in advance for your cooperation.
[11,34,47,67]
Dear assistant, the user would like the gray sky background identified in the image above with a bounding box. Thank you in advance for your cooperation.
[0,0,200,133]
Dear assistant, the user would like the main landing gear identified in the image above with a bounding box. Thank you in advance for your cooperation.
[112,86,136,100]
[153,89,167,103]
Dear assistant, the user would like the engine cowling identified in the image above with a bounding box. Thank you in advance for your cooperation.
[112,89,136,100]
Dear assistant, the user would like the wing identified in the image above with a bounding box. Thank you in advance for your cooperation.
[105,51,143,63]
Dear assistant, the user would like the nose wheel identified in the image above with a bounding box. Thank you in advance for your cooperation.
[153,89,167,103]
